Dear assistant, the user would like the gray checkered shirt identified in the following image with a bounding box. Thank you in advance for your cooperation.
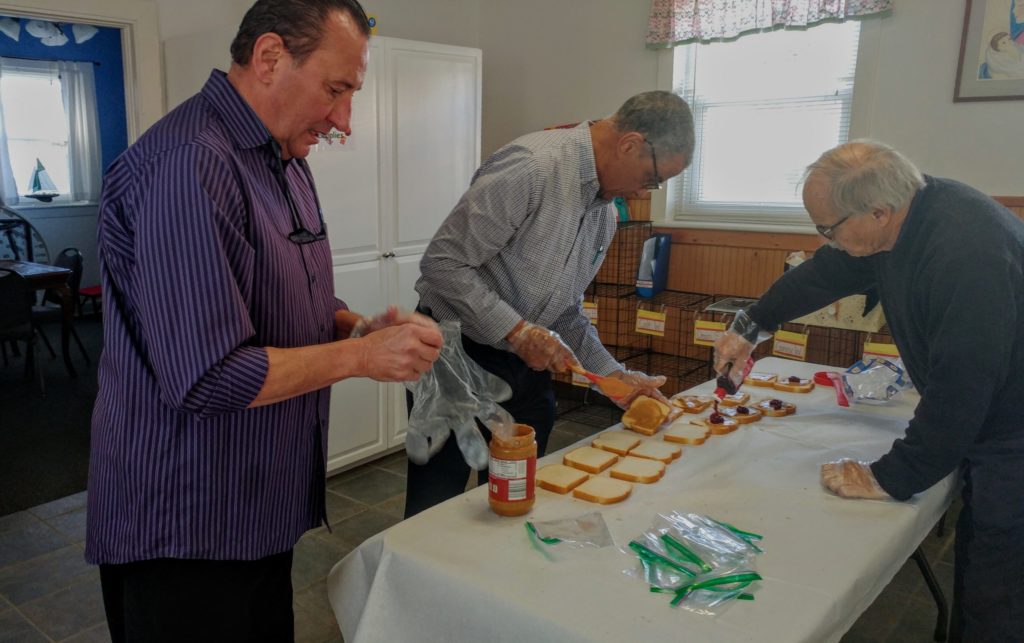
[417,123,621,375]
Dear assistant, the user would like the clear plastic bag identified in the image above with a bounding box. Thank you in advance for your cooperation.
[525,512,615,561]
[623,512,764,615]
[842,358,912,405]
[404,321,514,469]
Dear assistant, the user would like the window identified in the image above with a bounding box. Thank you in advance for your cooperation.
[1,68,71,199]
[670,22,861,231]
[0,57,101,205]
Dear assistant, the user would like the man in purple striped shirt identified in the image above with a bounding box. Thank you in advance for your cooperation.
[86,1,441,640]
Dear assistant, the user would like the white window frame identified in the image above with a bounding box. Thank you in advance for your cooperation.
[655,22,872,234]
[1,59,74,205]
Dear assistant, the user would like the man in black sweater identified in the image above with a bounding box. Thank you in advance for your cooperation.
[714,140,1024,643]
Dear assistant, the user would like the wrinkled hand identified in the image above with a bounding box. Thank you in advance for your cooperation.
[605,368,668,409]
[713,331,756,390]
[820,459,891,500]
[507,322,576,372]
[356,323,443,382]
[351,305,438,338]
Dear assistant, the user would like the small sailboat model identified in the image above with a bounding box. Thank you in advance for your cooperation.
[25,159,59,202]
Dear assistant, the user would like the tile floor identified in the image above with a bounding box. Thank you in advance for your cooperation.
[0,400,956,642]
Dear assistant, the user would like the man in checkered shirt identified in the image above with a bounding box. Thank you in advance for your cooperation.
[407,91,695,517]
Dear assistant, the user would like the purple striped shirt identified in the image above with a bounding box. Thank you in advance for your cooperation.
[86,70,345,564]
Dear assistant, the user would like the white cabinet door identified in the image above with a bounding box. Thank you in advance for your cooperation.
[309,40,384,267]
[326,260,388,473]
[385,252,427,446]
[384,39,481,258]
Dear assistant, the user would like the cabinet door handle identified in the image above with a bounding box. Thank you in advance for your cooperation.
[382,251,396,259]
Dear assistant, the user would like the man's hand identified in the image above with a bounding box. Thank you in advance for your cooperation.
[713,331,756,389]
[351,305,438,338]
[820,459,891,500]
[355,323,443,382]
[506,322,577,372]
[604,369,668,408]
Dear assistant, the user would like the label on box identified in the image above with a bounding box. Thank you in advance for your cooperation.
[488,455,536,502]
[583,301,598,326]
[694,320,726,346]
[864,341,900,362]
[772,329,808,361]
[635,309,666,336]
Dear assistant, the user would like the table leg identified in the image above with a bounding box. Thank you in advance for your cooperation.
[58,284,77,377]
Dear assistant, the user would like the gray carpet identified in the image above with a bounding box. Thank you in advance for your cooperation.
[0,317,99,516]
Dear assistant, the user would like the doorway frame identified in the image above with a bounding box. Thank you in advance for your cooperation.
[0,0,164,143]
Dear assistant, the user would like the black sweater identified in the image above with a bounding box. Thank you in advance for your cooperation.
[749,176,1024,500]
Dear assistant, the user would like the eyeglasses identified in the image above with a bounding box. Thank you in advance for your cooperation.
[641,138,663,191]
[815,211,864,240]
[269,141,327,245]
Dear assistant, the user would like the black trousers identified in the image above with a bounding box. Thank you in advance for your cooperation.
[948,452,1024,642]
[404,332,557,518]
[99,550,294,643]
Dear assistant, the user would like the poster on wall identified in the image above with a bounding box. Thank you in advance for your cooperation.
[954,0,1024,101]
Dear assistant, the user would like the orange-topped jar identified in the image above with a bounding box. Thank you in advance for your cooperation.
[488,424,537,516]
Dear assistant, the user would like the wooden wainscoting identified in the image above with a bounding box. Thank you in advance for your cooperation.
[658,196,1022,298]
[656,228,822,298]
[995,196,1024,220]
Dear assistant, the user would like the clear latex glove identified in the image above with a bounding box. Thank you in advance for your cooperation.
[405,321,513,470]
[507,322,577,373]
[713,310,771,389]
[350,305,437,338]
[820,459,892,500]
[604,368,668,409]
[713,331,756,391]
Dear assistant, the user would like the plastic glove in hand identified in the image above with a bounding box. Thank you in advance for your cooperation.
[820,459,891,500]
[604,368,668,409]
[405,321,513,470]
[350,305,437,338]
[713,309,768,391]
[507,322,577,373]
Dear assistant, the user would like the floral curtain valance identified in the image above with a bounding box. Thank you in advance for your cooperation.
[647,0,892,47]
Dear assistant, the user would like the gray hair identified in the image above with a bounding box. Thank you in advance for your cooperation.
[611,91,695,163]
[804,139,924,217]
[230,0,371,66]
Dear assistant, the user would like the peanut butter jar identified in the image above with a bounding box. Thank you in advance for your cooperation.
[488,424,536,516]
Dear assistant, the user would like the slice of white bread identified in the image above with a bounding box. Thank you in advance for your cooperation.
[610,455,666,483]
[719,391,750,407]
[535,464,590,494]
[721,405,763,424]
[702,414,739,435]
[572,476,633,504]
[628,440,682,463]
[592,431,642,456]
[621,396,671,435]
[563,446,619,474]
[663,421,709,445]
[670,395,712,414]
[744,372,778,387]
[772,376,815,393]
[756,398,797,416]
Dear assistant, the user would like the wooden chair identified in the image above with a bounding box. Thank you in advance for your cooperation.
[0,268,44,392]
[33,248,90,364]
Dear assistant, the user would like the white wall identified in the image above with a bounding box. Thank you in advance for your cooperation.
[152,0,1023,196]
[478,0,658,156]
[850,0,1021,195]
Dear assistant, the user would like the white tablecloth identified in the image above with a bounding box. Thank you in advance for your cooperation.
[327,357,956,643]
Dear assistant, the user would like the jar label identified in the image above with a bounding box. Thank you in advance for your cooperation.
[489,455,536,502]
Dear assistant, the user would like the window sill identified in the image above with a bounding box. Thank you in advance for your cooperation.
[12,202,99,218]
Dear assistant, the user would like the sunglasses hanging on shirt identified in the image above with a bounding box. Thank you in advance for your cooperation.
[268,139,327,245]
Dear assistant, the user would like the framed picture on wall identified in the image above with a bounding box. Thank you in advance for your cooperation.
[954,0,1024,101]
